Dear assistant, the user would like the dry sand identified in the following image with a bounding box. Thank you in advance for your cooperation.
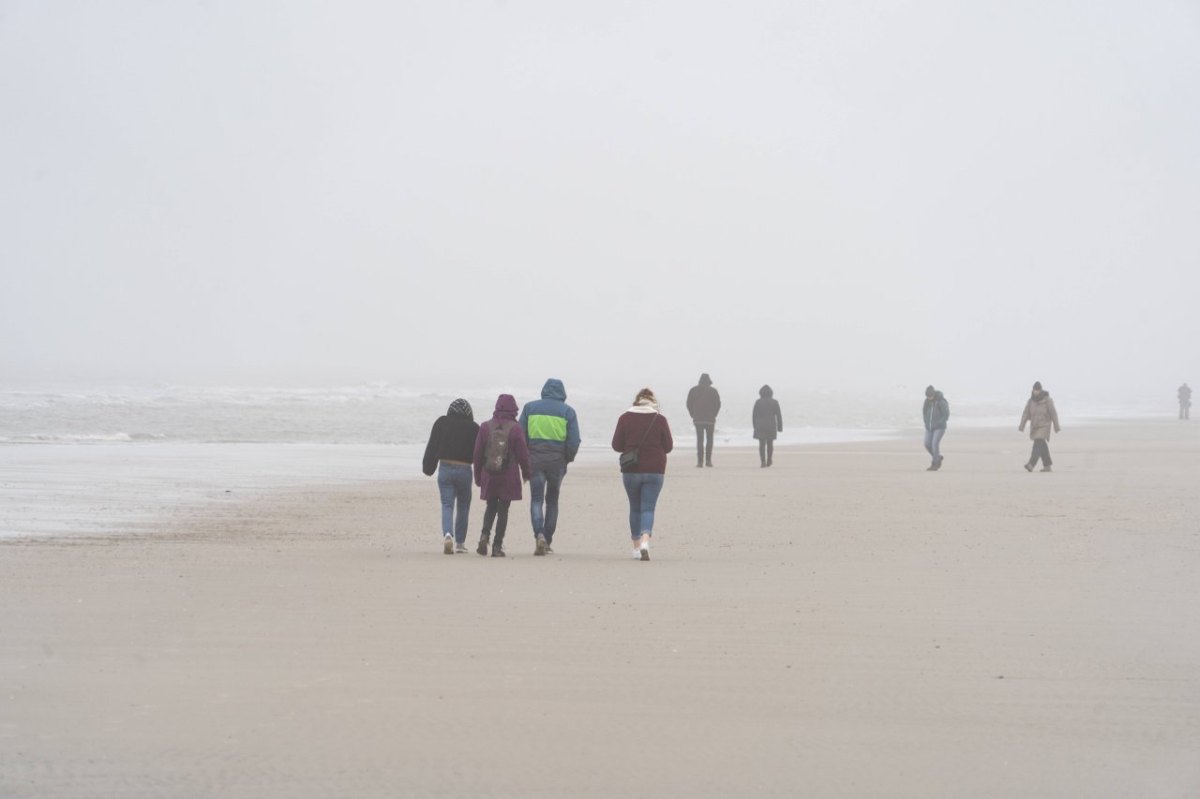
[2,421,1198,798]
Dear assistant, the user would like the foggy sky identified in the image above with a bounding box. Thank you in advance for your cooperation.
[2,1,1198,403]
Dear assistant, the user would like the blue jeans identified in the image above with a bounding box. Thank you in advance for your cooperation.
[529,464,565,542]
[923,428,945,462]
[622,472,664,540]
[437,462,473,544]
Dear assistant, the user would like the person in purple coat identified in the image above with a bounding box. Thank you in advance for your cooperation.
[473,394,532,557]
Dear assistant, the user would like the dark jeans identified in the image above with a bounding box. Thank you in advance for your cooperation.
[529,464,565,542]
[482,498,512,547]
[436,462,472,544]
[1029,439,1052,468]
[695,423,714,465]
[758,439,774,466]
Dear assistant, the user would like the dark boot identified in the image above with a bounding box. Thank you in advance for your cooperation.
[491,530,505,557]
[476,531,490,556]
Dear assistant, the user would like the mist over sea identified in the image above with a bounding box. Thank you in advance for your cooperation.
[0,383,1174,538]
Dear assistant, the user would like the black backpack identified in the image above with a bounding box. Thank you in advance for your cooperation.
[483,421,515,474]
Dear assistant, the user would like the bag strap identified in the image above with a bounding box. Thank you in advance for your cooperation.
[633,413,658,448]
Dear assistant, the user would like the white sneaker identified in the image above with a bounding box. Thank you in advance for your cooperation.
[443,534,454,555]
[631,548,642,560]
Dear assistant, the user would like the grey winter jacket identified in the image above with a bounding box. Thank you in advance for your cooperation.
[686,373,721,425]
[922,392,949,431]
[1019,393,1060,440]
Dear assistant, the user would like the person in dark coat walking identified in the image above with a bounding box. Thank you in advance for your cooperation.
[422,398,480,554]
[1019,381,1061,472]
[1179,383,1192,420]
[686,373,721,467]
[922,386,949,471]
[612,388,674,561]
[472,394,532,557]
[752,385,783,468]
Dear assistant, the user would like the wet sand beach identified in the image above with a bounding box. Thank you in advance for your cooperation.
[1,420,1198,797]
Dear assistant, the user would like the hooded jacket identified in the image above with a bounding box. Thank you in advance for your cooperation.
[922,391,950,431]
[473,394,532,501]
[421,401,480,475]
[686,373,721,425]
[1019,392,1060,441]
[519,378,581,469]
[752,385,783,441]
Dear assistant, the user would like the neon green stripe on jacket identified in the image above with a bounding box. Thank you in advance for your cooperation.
[526,414,568,442]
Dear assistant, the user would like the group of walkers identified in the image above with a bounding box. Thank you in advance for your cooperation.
[923,381,1063,472]
[685,372,785,469]
[422,378,674,562]
[421,379,582,558]
[424,374,1188,560]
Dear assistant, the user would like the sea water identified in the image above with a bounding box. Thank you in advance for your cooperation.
[0,383,1169,537]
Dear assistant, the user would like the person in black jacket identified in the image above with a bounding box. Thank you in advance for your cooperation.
[752,385,783,467]
[422,398,480,554]
[686,373,721,467]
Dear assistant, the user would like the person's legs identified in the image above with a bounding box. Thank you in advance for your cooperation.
[635,474,664,560]
[758,439,767,467]
[766,439,774,466]
[923,429,935,461]
[451,466,472,547]
[436,463,456,537]
[1029,439,1052,469]
[703,424,714,466]
[542,466,564,544]
[478,497,498,555]
[695,424,705,466]
[529,468,547,539]
[622,473,641,540]
[931,429,945,468]
[636,474,664,536]
[492,500,511,554]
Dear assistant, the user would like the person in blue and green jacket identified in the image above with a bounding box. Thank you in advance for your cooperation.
[519,378,581,556]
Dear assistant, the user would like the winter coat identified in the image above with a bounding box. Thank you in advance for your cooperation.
[519,378,581,469]
[611,404,675,474]
[686,373,721,424]
[922,391,950,431]
[1019,393,1060,441]
[473,394,532,501]
[421,406,480,475]
[752,386,783,441]
[1180,385,1192,407]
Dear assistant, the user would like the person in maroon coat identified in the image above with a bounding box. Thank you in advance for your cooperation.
[473,394,532,557]
[611,387,674,561]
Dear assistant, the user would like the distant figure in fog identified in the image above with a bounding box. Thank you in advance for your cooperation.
[422,399,480,554]
[686,373,721,467]
[921,386,949,471]
[1179,383,1192,420]
[1019,381,1061,472]
[612,388,674,561]
[520,378,581,556]
[752,385,783,468]
[473,394,531,557]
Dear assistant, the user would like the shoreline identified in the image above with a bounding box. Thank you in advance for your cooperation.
[1,414,1184,541]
